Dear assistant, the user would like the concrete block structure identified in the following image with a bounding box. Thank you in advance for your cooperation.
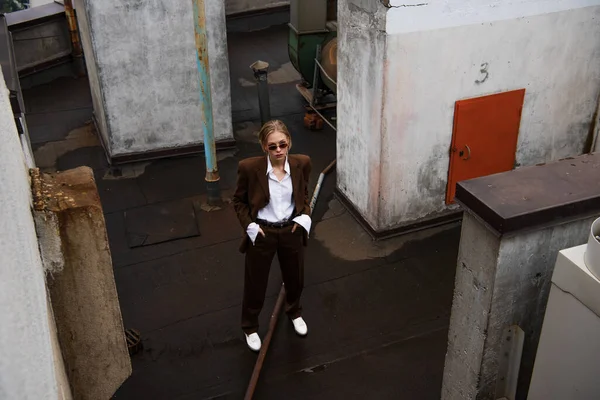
[36,166,132,399]
[74,0,233,162]
[337,0,600,235]
[442,153,600,399]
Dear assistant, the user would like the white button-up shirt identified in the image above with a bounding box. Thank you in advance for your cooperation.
[246,156,311,244]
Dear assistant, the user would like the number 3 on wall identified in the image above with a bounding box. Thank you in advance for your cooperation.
[475,62,489,84]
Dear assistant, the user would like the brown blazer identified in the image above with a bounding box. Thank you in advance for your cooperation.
[233,154,312,253]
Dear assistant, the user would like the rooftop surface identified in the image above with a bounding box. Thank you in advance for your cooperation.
[23,10,461,399]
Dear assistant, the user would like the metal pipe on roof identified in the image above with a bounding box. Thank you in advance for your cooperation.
[309,158,336,211]
[250,60,271,126]
[244,285,286,400]
[191,0,221,205]
[63,0,85,76]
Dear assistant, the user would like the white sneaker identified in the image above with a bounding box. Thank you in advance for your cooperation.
[291,317,308,336]
[245,332,261,352]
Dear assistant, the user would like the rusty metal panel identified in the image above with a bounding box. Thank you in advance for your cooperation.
[447,89,525,204]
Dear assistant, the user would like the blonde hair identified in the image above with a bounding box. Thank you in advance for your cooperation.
[258,120,292,150]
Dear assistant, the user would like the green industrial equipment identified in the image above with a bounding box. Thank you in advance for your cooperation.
[288,0,338,129]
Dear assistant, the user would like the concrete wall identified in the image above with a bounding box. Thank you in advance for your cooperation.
[0,70,68,399]
[442,213,597,399]
[486,217,596,398]
[336,0,387,228]
[73,0,109,150]
[206,0,232,148]
[77,0,233,158]
[225,0,288,15]
[441,212,498,399]
[40,167,131,399]
[33,0,288,16]
[337,0,600,232]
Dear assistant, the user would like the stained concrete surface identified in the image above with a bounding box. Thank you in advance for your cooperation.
[41,167,132,399]
[23,10,461,399]
[23,76,93,147]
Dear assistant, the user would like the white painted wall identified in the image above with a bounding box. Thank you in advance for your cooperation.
[385,0,600,34]
[338,0,600,232]
[77,0,233,158]
[0,71,66,399]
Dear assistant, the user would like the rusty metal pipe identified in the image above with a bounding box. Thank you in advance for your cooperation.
[309,158,336,214]
[63,0,85,76]
[244,285,286,400]
[192,0,221,205]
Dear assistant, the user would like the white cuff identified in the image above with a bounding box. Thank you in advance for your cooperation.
[247,222,260,245]
[292,214,312,237]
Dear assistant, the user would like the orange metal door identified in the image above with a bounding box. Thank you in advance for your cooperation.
[446,89,526,204]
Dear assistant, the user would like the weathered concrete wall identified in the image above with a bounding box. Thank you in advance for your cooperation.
[592,98,600,153]
[33,0,288,15]
[337,0,600,232]
[336,0,387,229]
[442,212,498,400]
[206,0,233,147]
[46,297,73,400]
[77,0,233,158]
[485,217,596,398]
[0,69,68,399]
[74,0,110,149]
[442,213,598,399]
[225,0,288,15]
[40,167,132,399]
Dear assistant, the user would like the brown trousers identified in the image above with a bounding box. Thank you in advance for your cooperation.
[241,224,304,334]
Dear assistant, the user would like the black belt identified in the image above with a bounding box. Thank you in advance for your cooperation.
[256,218,294,228]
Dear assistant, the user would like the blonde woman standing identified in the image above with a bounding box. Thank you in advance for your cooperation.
[233,120,312,352]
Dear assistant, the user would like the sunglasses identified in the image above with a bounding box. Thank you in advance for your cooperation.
[267,141,288,151]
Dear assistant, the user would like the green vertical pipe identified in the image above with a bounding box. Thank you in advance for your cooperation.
[192,0,220,202]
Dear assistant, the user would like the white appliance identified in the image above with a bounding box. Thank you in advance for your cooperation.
[528,218,600,399]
